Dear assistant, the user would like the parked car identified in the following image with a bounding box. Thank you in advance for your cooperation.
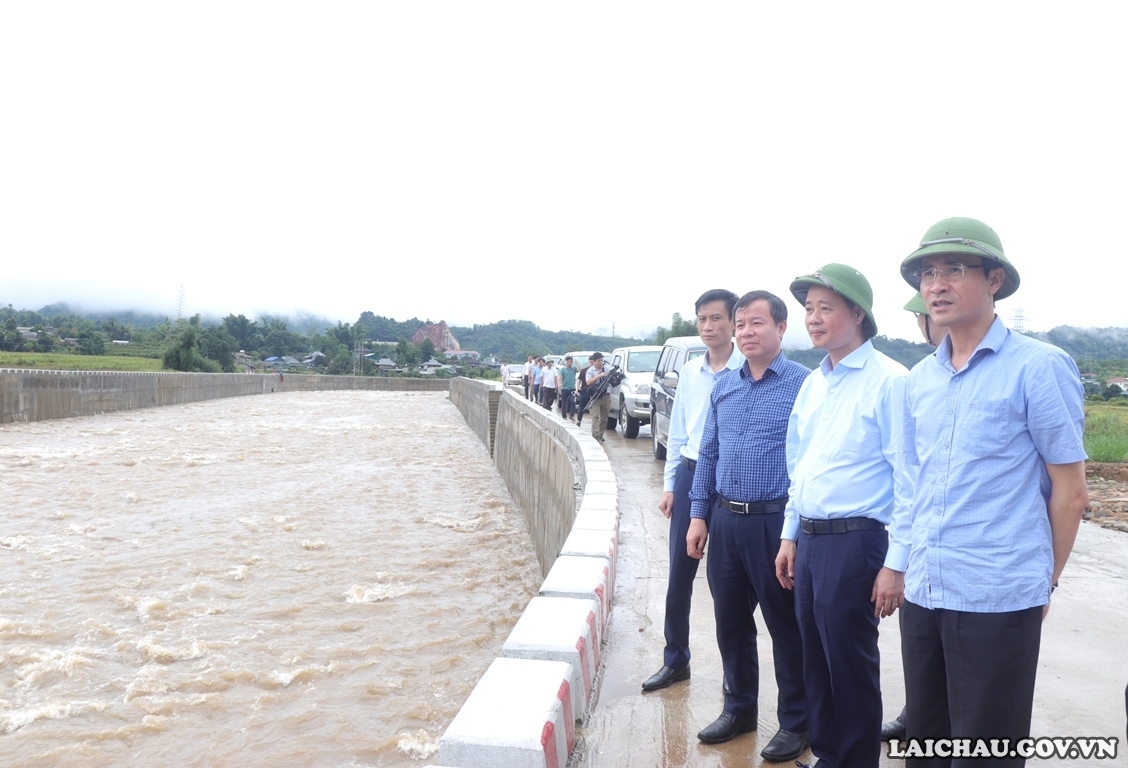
[649,336,707,459]
[607,345,664,438]
[506,364,525,387]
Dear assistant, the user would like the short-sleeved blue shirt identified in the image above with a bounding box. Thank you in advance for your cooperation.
[894,317,1086,612]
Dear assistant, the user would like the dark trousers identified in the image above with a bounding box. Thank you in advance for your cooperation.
[707,501,806,731]
[900,601,1042,768]
[662,459,700,670]
[541,387,557,410]
[523,375,530,399]
[561,389,575,418]
[576,390,590,425]
[795,526,887,768]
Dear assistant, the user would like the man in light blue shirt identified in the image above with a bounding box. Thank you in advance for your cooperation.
[641,289,742,692]
[774,263,911,768]
[894,217,1088,767]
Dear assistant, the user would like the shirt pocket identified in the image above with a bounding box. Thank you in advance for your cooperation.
[959,400,1010,457]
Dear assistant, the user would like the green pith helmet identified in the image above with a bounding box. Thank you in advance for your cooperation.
[904,292,927,314]
[790,263,877,338]
[900,216,1020,300]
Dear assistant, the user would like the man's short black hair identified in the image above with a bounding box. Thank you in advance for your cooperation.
[591,352,604,360]
[734,290,788,325]
[695,289,740,319]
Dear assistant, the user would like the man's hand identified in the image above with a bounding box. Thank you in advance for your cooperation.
[657,492,674,519]
[775,539,797,589]
[871,567,905,618]
[687,518,708,559]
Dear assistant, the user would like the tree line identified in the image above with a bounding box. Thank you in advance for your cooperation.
[4,303,1127,386]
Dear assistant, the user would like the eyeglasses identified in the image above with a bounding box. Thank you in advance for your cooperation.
[910,263,987,286]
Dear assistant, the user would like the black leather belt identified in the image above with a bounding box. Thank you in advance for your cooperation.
[682,457,697,472]
[717,495,787,515]
[800,516,885,534]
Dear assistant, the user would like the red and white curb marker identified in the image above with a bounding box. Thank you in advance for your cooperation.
[538,554,613,633]
[501,596,601,720]
[438,657,574,768]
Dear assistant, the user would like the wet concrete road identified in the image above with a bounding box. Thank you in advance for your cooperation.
[574,423,1128,767]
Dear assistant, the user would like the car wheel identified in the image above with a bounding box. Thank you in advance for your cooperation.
[621,397,640,438]
[607,415,617,431]
[651,409,667,459]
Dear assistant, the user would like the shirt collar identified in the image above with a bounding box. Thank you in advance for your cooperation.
[740,350,788,380]
[818,339,873,376]
[704,343,744,372]
[934,315,1007,371]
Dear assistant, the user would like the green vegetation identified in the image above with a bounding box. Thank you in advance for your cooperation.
[0,351,163,371]
[450,320,643,361]
[1085,404,1128,463]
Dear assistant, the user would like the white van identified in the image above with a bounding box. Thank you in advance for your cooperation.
[607,345,663,438]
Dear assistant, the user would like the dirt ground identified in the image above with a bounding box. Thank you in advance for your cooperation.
[1085,462,1128,533]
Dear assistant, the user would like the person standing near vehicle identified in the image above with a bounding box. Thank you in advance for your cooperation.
[641,289,742,693]
[576,355,594,428]
[894,217,1087,768]
[532,357,545,404]
[774,264,910,768]
[540,358,558,411]
[559,356,578,421]
[585,353,612,442]
[523,355,534,400]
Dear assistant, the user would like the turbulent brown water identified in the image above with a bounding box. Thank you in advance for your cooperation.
[0,391,542,767]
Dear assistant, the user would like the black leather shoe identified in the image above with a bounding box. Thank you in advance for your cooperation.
[641,665,690,691]
[697,710,757,744]
[760,728,810,762]
[881,709,906,741]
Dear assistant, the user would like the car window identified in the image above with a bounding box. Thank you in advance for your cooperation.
[655,348,672,377]
[687,350,705,363]
[625,350,661,373]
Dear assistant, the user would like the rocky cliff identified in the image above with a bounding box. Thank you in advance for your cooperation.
[412,321,460,351]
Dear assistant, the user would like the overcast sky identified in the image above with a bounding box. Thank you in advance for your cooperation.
[2,3,1124,347]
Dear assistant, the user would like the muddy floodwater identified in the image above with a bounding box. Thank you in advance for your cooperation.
[0,391,541,767]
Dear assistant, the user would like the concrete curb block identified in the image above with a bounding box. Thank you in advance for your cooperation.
[438,657,575,768]
[539,554,613,633]
[570,506,619,537]
[558,529,618,600]
[501,596,601,720]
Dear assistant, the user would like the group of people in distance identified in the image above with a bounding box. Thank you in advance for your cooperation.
[642,217,1090,768]
[502,352,615,441]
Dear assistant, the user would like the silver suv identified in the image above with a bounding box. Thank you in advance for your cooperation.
[649,336,707,459]
[607,345,663,438]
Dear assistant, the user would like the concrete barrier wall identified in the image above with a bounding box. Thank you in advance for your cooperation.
[493,391,585,577]
[441,379,621,768]
[448,377,502,456]
[0,369,448,424]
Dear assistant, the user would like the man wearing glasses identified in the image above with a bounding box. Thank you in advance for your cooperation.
[893,217,1088,767]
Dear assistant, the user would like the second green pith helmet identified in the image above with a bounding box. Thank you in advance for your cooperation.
[900,216,1021,301]
[790,263,877,338]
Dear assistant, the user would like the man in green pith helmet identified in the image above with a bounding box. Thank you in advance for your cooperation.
[774,263,911,768]
[893,217,1088,767]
